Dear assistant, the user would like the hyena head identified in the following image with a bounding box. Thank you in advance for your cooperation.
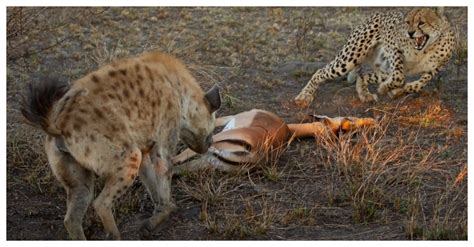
[180,85,221,154]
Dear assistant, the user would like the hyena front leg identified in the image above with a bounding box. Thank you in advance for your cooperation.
[92,146,142,240]
[45,137,94,240]
[139,152,176,235]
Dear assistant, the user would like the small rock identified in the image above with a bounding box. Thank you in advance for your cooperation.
[272,23,280,31]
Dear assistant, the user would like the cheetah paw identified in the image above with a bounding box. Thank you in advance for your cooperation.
[294,93,314,108]
[377,83,390,95]
[358,93,379,103]
[140,219,155,239]
[387,88,405,99]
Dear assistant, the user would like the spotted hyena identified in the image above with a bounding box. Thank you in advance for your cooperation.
[21,51,221,240]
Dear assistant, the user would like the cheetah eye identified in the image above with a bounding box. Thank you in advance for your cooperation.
[406,20,410,25]
[418,21,425,26]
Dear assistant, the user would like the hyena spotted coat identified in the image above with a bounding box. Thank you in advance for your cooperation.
[22,51,221,240]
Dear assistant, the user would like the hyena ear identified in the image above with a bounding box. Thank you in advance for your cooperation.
[205,84,221,113]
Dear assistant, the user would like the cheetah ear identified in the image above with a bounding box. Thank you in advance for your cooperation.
[436,7,445,16]
[205,84,221,113]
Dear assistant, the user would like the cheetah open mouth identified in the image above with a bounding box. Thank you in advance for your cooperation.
[414,35,429,50]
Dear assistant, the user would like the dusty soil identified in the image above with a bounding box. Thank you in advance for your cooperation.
[7,7,467,240]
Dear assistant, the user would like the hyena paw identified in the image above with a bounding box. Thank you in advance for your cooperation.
[358,92,378,103]
[294,93,314,108]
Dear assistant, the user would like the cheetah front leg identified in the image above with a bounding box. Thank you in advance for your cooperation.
[295,60,357,108]
[356,71,389,102]
[377,49,405,95]
[387,72,434,98]
[294,67,326,108]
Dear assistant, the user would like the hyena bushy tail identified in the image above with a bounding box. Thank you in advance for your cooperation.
[21,79,69,135]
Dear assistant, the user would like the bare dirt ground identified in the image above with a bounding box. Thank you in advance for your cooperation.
[7,7,467,240]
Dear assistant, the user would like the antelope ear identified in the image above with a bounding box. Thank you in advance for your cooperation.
[205,85,221,113]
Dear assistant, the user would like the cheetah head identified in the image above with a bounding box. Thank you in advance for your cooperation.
[405,8,448,51]
[180,85,221,154]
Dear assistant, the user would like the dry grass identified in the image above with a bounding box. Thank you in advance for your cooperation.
[6,124,59,194]
[11,101,465,239]
[7,7,467,240]
[175,168,276,239]
[312,109,466,239]
[396,99,453,128]
[7,7,106,68]
[87,40,130,67]
[172,137,292,239]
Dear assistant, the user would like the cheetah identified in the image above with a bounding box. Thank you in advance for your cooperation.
[21,51,221,240]
[294,8,454,108]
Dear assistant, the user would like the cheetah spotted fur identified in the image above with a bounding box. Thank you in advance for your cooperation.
[294,8,455,108]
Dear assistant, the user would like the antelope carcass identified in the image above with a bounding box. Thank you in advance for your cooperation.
[173,109,376,173]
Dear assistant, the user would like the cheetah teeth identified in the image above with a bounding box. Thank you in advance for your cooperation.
[414,35,428,50]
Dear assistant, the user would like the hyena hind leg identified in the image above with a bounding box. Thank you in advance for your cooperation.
[92,146,142,240]
[45,137,95,240]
